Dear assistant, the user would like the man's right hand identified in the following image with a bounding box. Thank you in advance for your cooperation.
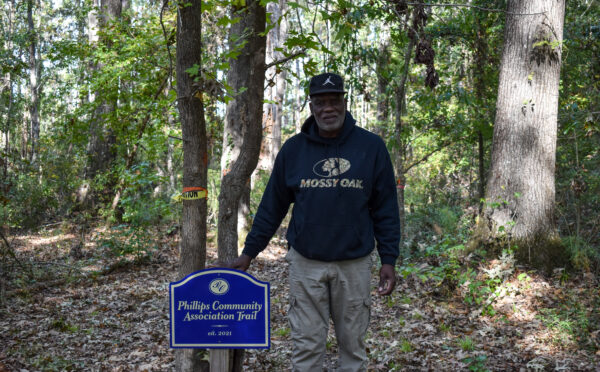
[228,254,252,272]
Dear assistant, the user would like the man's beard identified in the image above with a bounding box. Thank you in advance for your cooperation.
[315,114,344,134]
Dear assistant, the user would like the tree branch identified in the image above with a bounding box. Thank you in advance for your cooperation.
[0,228,33,277]
[579,0,596,19]
[294,5,304,35]
[404,142,451,173]
[405,2,546,16]
[160,0,174,87]
[265,50,306,70]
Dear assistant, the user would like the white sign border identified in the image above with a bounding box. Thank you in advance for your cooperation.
[170,269,270,349]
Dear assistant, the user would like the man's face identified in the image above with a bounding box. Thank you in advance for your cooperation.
[309,93,346,138]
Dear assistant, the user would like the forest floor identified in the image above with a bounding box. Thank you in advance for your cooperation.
[0,223,599,371]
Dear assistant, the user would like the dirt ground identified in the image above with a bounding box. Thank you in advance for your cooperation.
[1,226,599,371]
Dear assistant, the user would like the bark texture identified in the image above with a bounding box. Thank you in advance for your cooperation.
[217,0,266,263]
[375,40,390,138]
[270,0,287,168]
[174,0,209,370]
[27,0,40,162]
[478,0,566,269]
[247,0,287,245]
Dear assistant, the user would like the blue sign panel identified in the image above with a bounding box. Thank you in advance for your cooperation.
[169,268,270,348]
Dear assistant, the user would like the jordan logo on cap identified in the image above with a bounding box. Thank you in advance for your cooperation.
[322,76,335,86]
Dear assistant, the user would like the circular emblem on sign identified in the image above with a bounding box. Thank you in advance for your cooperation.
[209,278,230,295]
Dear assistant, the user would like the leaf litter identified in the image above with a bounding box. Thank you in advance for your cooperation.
[0,226,598,371]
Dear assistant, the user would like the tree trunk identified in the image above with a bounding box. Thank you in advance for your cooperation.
[221,126,252,253]
[257,0,286,171]
[20,82,28,160]
[273,67,285,164]
[473,13,489,210]
[27,0,40,163]
[85,0,121,187]
[2,78,13,183]
[2,0,16,182]
[269,0,287,168]
[393,31,416,245]
[167,104,177,194]
[272,50,286,159]
[394,85,407,247]
[261,8,275,172]
[174,0,209,371]
[217,2,266,370]
[236,180,251,253]
[76,0,87,108]
[217,0,266,263]
[476,0,566,270]
[477,130,485,208]
[294,58,303,133]
[247,0,286,243]
[375,41,390,138]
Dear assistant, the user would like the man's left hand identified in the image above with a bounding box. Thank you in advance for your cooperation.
[377,264,396,296]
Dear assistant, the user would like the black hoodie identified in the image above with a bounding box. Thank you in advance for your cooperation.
[242,112,400,265]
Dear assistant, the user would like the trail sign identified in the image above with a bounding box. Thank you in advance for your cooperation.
[169,268,270,348]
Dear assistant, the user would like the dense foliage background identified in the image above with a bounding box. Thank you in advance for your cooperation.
[2,0,598,268]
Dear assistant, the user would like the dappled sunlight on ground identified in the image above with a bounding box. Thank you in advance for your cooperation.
[11,233,76,253]
[1,226,598,371]
[482,263,599,363]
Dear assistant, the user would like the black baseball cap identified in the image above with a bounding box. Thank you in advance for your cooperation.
[309,73,347,96]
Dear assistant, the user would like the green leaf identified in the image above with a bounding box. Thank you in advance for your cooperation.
[216,15,241,27]
[185,64,200,77]
[287,1,308,11]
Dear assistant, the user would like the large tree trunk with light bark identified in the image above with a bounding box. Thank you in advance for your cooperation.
[174,0,209,371]
[474,0,566,271]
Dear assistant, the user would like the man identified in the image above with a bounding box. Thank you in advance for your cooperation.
[229,72,400,371]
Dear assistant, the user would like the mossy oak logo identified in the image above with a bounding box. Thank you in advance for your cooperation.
[301,157,363,189]
[313,158,351,177]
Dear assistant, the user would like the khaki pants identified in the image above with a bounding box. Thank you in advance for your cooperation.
[285,248,372,372]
